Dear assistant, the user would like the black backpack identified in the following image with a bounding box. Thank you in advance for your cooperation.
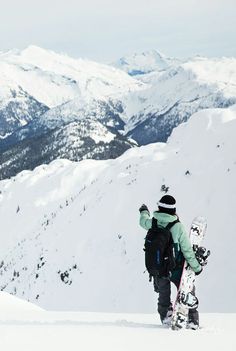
[144,218,179,278]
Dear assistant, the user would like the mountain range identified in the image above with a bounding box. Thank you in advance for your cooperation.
[0,46,236,179]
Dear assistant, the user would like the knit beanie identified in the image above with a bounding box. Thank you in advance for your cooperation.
[158,195,176,215]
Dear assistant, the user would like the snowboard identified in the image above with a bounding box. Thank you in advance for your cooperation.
[171,216,208,330]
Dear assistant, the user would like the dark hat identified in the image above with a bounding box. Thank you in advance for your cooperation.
[158,195,176,215]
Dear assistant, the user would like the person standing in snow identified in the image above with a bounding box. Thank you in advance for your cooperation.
[139,195,202,329]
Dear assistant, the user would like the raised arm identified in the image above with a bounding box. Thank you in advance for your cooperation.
[139,204,152,231]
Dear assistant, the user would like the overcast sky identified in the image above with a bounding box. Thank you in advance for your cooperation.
[0,0,235,62]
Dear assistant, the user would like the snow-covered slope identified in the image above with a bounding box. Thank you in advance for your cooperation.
[0,105,235,313]
[0,291,43,312]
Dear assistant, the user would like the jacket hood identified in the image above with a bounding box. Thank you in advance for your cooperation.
[153,211,178,227]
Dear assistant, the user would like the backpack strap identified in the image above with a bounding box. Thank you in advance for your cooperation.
[152,218,179,230]
[166,219,179,230]
[151,217,158,229]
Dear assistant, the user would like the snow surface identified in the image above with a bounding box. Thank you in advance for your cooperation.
[0,292,235,351]
[0,293,236,351]
[0,292,43,312]
[0,105,235,314]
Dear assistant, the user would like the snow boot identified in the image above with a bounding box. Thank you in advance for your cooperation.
[187,322,199,330]
[161,306,173,327]
[187,309,199,330]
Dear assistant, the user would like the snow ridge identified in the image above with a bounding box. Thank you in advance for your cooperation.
[0,106,235,313]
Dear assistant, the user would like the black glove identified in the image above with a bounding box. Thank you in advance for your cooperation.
[195,267,203,276]
[139,204,149,213]
[195,246,211,266]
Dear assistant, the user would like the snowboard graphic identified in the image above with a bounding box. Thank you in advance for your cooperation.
[171,216,208,330]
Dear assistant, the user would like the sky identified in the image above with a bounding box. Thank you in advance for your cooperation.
[0,0,236,62]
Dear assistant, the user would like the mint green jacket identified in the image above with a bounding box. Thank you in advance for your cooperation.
[139,211,201,273]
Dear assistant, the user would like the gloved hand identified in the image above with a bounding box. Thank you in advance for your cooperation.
[139,204,149,213]
[195,267,203,276]
[195,246,210,266]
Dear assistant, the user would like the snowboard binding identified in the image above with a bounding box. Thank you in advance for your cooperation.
[178,291,199,309]
[194,246,211,266]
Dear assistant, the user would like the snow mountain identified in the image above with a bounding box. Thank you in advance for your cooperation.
[0,46,143,178]
[0,105,235,313]
[122,56,236,144]
[113,49,178,76]
[0,45,143,140]
[0,78,48,138]
[0,118,134,180]
[0,45,142,110]
[1,46,236,180]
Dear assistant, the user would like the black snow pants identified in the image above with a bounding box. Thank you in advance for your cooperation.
[153,270,199,325]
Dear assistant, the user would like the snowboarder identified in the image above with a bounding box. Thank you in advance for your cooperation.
[139,195,203,329]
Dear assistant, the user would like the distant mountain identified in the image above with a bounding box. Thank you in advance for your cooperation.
[0,46,143,178]
[1,47,236,179]
[0,118,135,180]
[0,97,126,152]
[0,105,235,312]
[121,56,236,143]
[0,45,143,139]
[1,45,142,107]
[0,81,48,138]
[113,50,179,76]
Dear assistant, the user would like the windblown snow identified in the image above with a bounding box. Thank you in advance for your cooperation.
[0,105,235,315]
